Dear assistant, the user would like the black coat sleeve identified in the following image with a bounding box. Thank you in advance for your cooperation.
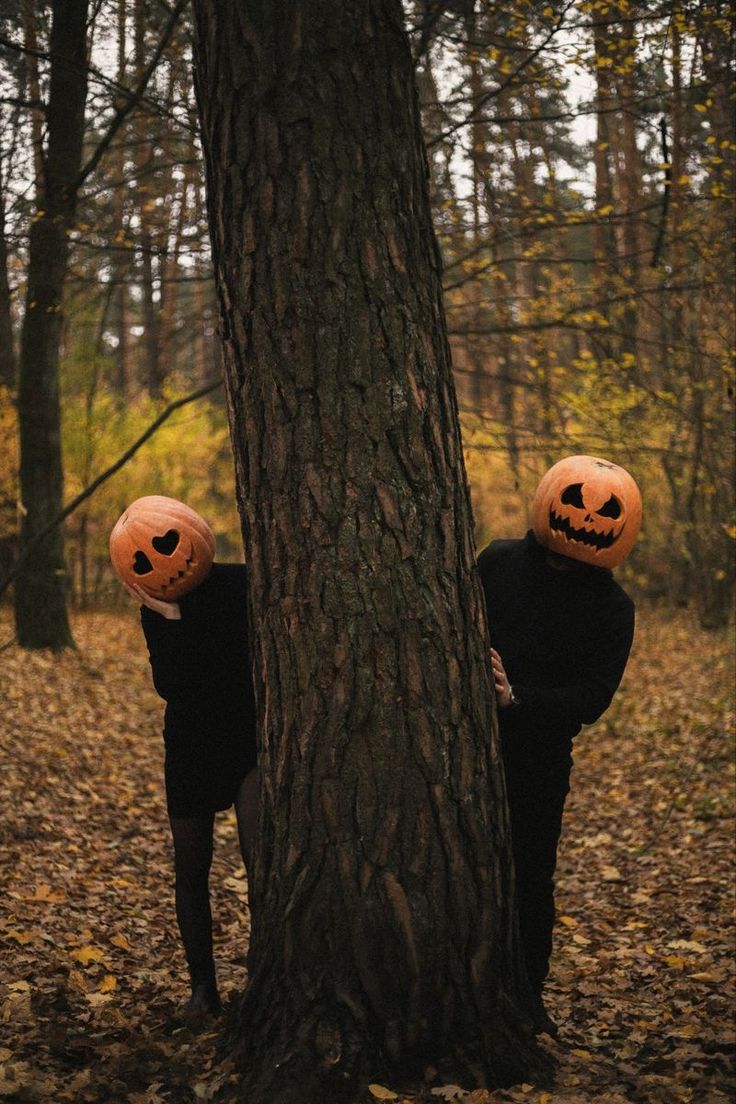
[510,595,634,733]
[140,606,191,703]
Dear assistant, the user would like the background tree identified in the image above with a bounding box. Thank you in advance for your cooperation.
[192,0,543,1100]
[1,0,201,636]
[14,0,88,649]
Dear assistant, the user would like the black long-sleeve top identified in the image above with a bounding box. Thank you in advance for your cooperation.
[477,531,634,744]
[140,562,256,750]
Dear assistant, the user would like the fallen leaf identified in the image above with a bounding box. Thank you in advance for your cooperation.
[669,1023,700,1038]
[70,944,106,965]
[127,1085,166,1104]
[85,992,112,1007]
[98,974,117,992]
[5,930,36,946]
[369,1087,399,1101]
[25,883,65,903]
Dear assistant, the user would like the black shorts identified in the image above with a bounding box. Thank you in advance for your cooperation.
[163,728,257,819]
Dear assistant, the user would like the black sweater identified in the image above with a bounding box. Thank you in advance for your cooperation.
[140,562,256,745]
[477,531,634,744]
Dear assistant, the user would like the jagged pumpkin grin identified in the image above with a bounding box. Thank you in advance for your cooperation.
[159,558,198,593]
[548,508,624,551]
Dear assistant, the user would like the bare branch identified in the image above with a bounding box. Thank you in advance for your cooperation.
[77,0,190,187]
[0,379,222,599]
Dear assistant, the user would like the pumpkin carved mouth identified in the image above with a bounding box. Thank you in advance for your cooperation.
[160,558,197,592]
[548,508,622,551]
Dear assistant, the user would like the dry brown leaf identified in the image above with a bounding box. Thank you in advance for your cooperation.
[70,944,106,965]
[368,1086,400,1101]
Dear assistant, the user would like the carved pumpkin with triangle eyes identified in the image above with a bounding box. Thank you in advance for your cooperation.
[532,455,642,569]
[109,496,215,600]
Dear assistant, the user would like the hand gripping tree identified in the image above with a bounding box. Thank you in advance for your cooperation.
[192,2,544,1100]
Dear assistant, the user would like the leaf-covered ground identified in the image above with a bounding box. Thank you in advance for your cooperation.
[0,607,733,1103]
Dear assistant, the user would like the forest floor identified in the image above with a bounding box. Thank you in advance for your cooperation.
[0,606,733,1104]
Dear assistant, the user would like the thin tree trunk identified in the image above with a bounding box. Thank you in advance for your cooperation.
[15,0,88,650]
[0,151,15,389]
[592,16,616,360]
[159,172,187,371]
[134,0,163,396]
[22,0,44,192]
[193,2,542,1100]
[614,11,641,362]
[462,2,493,413]
[111,0,130,398]
[153,53,182,385]
[139,235,162,394]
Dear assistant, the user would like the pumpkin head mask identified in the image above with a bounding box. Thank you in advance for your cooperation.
[109,496,215,600]
[532,455,642,569]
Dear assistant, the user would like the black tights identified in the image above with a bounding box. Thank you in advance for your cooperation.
[169,769,257,1011]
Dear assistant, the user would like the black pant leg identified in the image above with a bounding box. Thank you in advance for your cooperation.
[502,736,573,992]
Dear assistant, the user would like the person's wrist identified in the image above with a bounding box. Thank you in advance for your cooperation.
[508,685,520,707]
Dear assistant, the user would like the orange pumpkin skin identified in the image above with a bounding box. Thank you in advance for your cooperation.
[532,455,642,569]
[109,496,215,600]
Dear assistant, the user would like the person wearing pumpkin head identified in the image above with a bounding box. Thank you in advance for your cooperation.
[109,496,257,1018]
[477,456,641,1038]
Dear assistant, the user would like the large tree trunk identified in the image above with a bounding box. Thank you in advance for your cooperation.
[193,2,543,1101]
[15,0,88,649]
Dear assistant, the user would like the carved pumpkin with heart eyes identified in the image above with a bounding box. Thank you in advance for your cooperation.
[532,455,642,569]
[109,496,215,600]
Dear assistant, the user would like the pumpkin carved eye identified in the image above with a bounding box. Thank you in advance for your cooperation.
[560,483,584,508]
[133,550,154,575]
[597,495,621,519]
[152,529,181,556]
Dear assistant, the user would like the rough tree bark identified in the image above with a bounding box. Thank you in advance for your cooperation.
[193,2,543,1101]
[15,0,89,649]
